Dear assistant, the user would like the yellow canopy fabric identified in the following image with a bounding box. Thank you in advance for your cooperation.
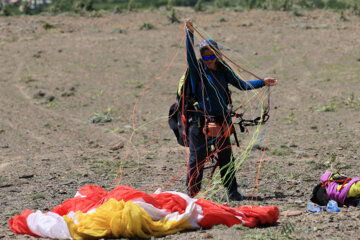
[64,199,193,239]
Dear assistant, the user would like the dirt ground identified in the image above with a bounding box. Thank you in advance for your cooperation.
[0,7,360,240]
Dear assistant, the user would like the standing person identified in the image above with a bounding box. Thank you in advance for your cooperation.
[185,20,278,200]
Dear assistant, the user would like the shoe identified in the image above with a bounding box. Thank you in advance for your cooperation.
[228,191,244,201]
[187,189,197,198]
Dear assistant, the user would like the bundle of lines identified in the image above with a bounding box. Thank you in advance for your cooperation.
[116,22,272,201]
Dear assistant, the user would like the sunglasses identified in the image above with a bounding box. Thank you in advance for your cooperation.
[202,55,216,61]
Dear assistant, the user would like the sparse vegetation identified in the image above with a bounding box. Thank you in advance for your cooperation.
[194,0,204,11]
[306,159,328,170]
[1,3,11,16]
[109,28,124,34]
[43,22,55,30]
[311,95,359,112]
[25,194,46,200]
[284,112,296,124]
[73,0,94,12]
[20,1,31,15]
[19,76,37,83]
[1,0,359,16]
[343,93,360,109]
[89,107,114,123]
[219,16,227,22]
[113,5,122,14]
[316,97,338,112]
[167,8,180,24]
[140,22,155,30]
[270,145,292,156]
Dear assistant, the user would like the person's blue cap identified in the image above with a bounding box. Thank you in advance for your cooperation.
[199,38,219,52]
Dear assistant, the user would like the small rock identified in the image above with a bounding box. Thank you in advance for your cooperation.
[275,191,285,198]
[281,210,302,217]
[32,51,43,58]
[110,142,124,151]
[203,233,213,239]
[64,180,75,186]
[19,174,34,179]
[109,28,124,34]
[252,144,267,151]
[61,91,75,97]
[0,129,4,134]
[298,25,312,30]
[46,95,55,102]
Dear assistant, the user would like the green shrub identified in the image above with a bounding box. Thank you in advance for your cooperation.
[316,97,338,112]
[327,0,347,9]
[20,1,31,15]
[43,22,55,30]
[350,2,360,16]
[219,16,227,22]
[194,0,203,11]
[298,0,325,9]
[89,107,114,123]
[113,5,122,14]
[1,3,11,16]
[88,10,102,17]
[128,0,135,11]
[282,0,293,10]
[215,0,231,8]
[167,8,180,23]
[167,0,176,9]
[261,0,293,10]
[47,0,74,14]
[73,0,94,12]
[140,22,155,30]
[339,10,348,21]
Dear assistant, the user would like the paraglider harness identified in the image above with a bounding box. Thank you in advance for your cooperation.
[168,64,270,148]
[168,60,235,147]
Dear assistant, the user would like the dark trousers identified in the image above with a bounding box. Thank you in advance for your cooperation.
[186,122,238,197]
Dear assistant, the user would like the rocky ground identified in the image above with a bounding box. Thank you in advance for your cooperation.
[0,8,360,239]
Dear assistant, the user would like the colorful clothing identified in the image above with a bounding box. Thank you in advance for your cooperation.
[320,172,360,206]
